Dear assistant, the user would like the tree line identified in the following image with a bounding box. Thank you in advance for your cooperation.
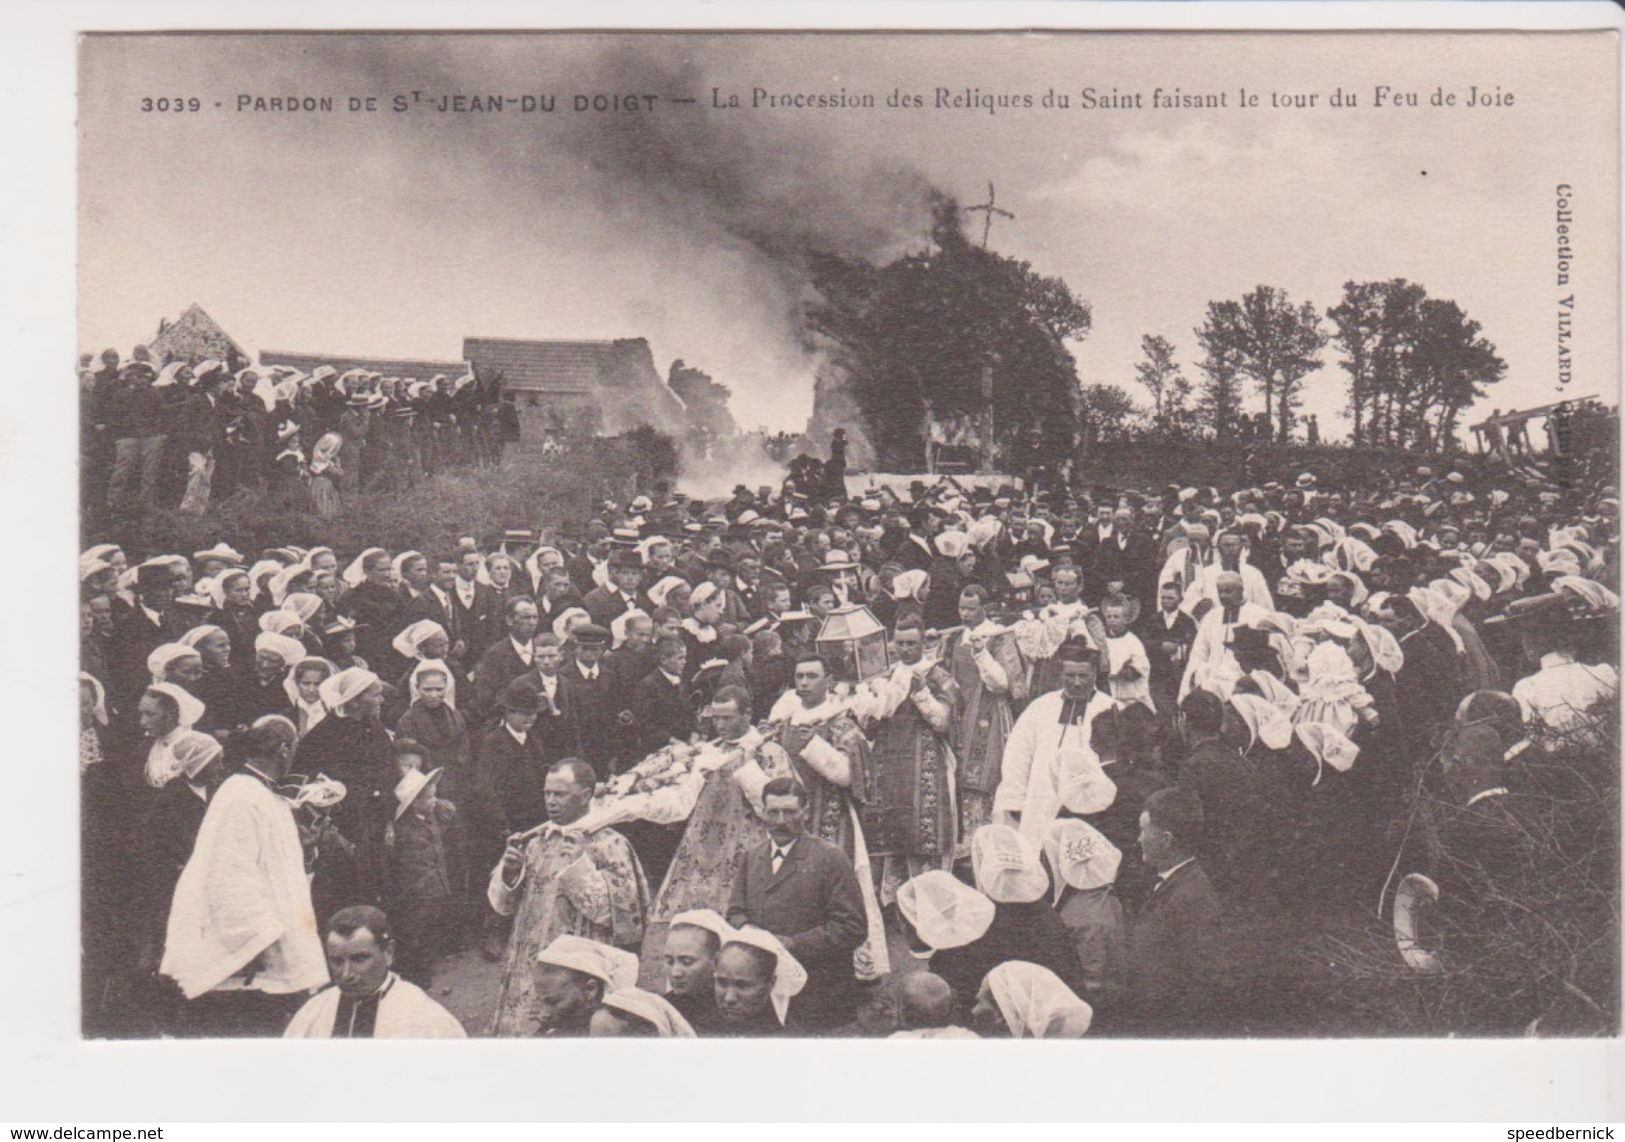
[801,198,1507,471]
[1108,279,1507,449]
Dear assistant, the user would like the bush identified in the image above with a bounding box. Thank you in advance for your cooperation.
[82,429,679,560]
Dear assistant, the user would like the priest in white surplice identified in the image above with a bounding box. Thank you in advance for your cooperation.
[285,904,465,1038]
[1178,572,1274,700]
[994,638,1119,846]
[160,715,328,1036]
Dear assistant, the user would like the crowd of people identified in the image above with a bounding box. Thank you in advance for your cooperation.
[78,454,1620,1038]
[79,346,519,518]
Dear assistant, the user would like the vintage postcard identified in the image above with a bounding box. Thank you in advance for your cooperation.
[32,8,1625,1123]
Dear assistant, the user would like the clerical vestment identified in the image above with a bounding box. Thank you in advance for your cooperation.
[649,730,792,922]
[942,624,1027,856]
[995,688,1117,845]
[284,973,466,1038]
[1179,601,1273,701]
[486,822,649,1036]
[857,661,959,878]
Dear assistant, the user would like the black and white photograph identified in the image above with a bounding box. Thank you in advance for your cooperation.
[44,7,1625,1089]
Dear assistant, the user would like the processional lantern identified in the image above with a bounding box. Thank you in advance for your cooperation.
[815,604,890,683]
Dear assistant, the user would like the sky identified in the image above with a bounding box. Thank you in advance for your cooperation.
[79,31,1618,439]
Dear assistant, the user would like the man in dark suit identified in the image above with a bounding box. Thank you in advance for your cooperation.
[727,776,866,1033]
[406,555,459,632]
[111,562,177,713]
[631,636,694,757]
[470,596,539,728]
[604,612,657,768]
[534,565,584,635]
[480,681,549,837]
[559,623,615,771]
[1101,506,1160,609]
[582,549,645,630]
[1138,580,1199,731]
[1124,787,1228,1035]
[1172,691,1283,903]
[447,550,502,662]
[1075,501,1118,603]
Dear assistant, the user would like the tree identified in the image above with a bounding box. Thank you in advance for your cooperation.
[1136,334,1199,439]
[807,198,1091,471]
[1134,335,1176,418]
[1079,383,1141,441]
[1328,280,1505,450]
[1193,331,1244,441]
[1197,287,1327,441]
[667,359,737,437]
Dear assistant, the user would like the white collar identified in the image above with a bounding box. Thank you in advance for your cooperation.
[456,578,477,596]
[511,636,533,659]
[141,603,163,625]
[659,668,681,686]
[505,723,528,745]
[1158,856,1196,883]
[577,661,599,679]
[1539,651,1576,671]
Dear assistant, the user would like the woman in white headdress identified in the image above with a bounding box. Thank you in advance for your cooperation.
[972,961,1093,1039]
[591,988,697,1038]
[283,655,336,738]
[307,431,344,517]
[1043,819,1127,1008]
[1426,578,1502,692]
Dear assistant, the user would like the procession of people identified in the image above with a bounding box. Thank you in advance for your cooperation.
[79,415,1621,1038]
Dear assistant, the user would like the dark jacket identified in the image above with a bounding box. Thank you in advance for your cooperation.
[1125,859,1225,1034]
[559,660,615,770]
[480,723,549,836]
[447,581,502,660]
[470,636,535,728]
[632,668,694,757]
[582,585,639,631]
[727,833,866,1029]
[930,900,1085,1024]
[1175,738,1284,901]
[395,701,474,798]
[343,581,408,678]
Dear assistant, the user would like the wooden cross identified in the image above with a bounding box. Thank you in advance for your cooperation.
[964,181,1014,248]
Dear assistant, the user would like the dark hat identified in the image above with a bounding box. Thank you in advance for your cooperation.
[1229,625,1274,662]
[574,623,610,646]
[1055,636,1098,666]
[498,679,542,714]
[323,615,362,635]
